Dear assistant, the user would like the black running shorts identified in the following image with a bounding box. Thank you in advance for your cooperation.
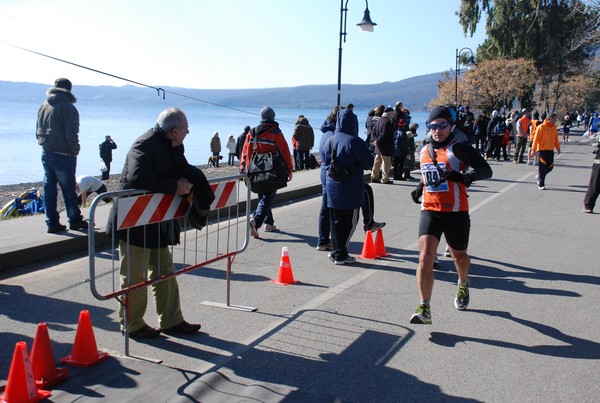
[418,210,471,250]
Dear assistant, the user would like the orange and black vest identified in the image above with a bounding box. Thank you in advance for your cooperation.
[419,139,469,212]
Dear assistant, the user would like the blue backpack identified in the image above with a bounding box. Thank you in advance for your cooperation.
[494,120,507,136]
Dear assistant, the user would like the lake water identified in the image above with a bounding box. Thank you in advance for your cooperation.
[0,97,429,186]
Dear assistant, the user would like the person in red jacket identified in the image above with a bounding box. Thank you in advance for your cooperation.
[240,107,294,238]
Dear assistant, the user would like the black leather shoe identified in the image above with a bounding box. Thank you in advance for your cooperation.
[69,220,89,231]
[47,223,67,234]
[163,321,201,335]
[128,325,161,338]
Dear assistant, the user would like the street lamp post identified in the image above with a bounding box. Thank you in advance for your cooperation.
[337,0,376,106]
[454,47,476,106]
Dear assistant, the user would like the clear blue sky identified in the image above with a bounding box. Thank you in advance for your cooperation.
[0,0,486,89]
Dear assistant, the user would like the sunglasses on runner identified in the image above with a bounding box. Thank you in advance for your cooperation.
[426,122,450,131]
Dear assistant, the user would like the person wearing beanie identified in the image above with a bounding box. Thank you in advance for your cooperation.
[409,105,492,324]
[210,131,222,166]
[240,107,294,238]
[531,112,561,190]
[484,109,504,161]
[36,78,88,233]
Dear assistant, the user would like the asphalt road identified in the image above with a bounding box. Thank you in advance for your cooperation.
[1,135,599,402]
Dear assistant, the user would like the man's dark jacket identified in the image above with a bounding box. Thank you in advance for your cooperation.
[372,115,395,156]
[108,126,214,247]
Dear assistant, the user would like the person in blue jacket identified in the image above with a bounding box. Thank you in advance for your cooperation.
[322,108,374,265]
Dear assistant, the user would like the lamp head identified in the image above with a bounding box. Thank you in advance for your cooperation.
[357,7,376,32]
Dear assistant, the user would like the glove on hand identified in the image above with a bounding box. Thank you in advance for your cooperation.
[411,182,424,204]
[446,170,473,188]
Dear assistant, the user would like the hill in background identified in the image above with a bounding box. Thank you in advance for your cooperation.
[1,72,443,111]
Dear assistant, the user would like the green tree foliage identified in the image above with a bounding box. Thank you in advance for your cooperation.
[457,0,600,111]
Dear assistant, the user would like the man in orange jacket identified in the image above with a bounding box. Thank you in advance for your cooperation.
[532,112,561,190]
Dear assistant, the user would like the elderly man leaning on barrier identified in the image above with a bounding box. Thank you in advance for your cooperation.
[109,108,210,339]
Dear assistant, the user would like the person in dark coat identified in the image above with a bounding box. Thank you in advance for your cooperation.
[36,78,88,233]
[236,126,250,160]
[112,107,203,339]
[322,108,374,264]
[370,106,395,184]
[99,135,117,180]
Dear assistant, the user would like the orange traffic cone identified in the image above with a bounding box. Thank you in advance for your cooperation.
[61,310,109,367]
[359,231,377,259]
[0,342,51,403]
[272,247,299,285]
[31,322,69,387]
[374,228,390,257]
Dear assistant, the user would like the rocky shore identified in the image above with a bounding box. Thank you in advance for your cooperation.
[0,164,241,217]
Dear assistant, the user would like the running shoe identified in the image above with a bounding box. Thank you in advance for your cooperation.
[454,282,470,310]
[433,256,441,270]
[316,243,333,251]
[328,253,356,265]
[410,304,432,324]
[444,247,451,257]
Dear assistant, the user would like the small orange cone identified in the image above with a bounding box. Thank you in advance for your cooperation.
[272,247,299,285]
[0,342,51,402]
[359,231,377,259]
[61,310,109,367]
[31,322,69,387]
[374,228,390,257]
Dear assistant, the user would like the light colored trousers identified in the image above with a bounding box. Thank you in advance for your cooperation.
[119,241,184,332]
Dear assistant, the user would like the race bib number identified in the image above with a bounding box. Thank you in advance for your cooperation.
[421,163,449,192]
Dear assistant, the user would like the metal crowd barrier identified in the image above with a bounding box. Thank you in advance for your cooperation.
[87,174,255,354]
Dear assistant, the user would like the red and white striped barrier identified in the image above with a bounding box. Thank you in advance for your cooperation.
[210,180,238,210]
[116,180,238,230]
[117,194,190,230]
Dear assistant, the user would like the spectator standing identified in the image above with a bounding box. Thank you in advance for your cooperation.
[370,106,395,184]
[485,110,504,161]
[210,131,221,166]
[582,136,600,213]
[99,135,117,180]
[532,112,561,190]
[111,107,202,338]
[36,78,88,234]
[514,110,531,164]
[293,115,315,170]
[393,127,408,180]
[236,126,250,161]
[409,106,492,324]
[241,107,294,238]
[226,135,237,165]
[365,109,376,149]
[404,123,418,180]
[474,111,489,154]
[322,108,374,264]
